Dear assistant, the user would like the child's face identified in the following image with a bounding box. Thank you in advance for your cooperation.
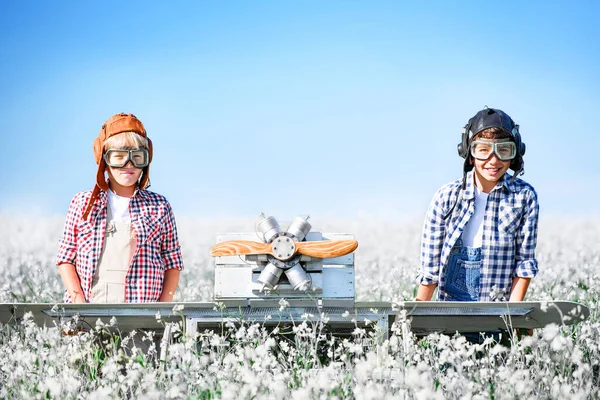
[471,139,512,187]
[104,146,145,192]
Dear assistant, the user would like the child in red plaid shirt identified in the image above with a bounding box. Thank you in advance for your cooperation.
[56,113,184,303]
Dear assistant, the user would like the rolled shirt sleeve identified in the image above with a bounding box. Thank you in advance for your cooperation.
[513,187,539,278]
[417,188,447,285]
[161,202,184,271]
[56,194,82,266]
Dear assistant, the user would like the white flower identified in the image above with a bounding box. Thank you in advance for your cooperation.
[43,377,62,398]
[542,323,560,341]
[279,298,290,312]
[172,303,185,313]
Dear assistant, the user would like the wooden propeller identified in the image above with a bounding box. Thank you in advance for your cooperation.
[210,239,358,259]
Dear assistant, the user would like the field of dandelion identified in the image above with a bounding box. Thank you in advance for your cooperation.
[0,213,598,399]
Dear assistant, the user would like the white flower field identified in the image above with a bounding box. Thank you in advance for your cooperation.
[0,213,598,399]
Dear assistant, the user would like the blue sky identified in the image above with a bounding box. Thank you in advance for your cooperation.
[1,1,599,219]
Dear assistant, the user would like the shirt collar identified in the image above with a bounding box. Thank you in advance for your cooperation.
[463,170,476,200]
[502,172,517,193]
[97,188,108,207]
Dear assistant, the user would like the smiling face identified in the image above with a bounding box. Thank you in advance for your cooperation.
[471,139,512,193]
[469,127,514,193]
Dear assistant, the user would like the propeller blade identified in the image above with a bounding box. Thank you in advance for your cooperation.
[295,240,358,259]
[210,238,359,259]
[210,240,272,256]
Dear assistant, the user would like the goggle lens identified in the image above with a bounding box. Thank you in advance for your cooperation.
[470,141,516,161]
[104,148,149,168]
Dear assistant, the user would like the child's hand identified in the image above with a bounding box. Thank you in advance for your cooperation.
[159,293,174,302]
[72,293,87,303]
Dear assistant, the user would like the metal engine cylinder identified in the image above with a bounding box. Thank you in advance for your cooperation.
[257,262,283,290]
[286,215,312,241]
[285,264,311,291]
[256,215,281,243]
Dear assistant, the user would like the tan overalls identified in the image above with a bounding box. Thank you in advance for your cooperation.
[89,206,137,303]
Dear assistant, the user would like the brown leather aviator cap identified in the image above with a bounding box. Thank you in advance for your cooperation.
[83,113,153,220]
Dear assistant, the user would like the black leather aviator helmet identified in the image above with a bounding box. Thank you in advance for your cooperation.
[444,107,527,220]
[457,107,526,183]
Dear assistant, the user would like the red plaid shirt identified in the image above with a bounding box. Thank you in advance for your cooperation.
[56,188,184,303]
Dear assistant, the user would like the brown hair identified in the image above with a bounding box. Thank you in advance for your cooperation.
[473,127,512,141]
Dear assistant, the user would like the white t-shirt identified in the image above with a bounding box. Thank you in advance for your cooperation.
[461,186,489,248]
[107,189,131,223]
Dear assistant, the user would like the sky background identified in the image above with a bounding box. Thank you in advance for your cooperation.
[1,1,599,220]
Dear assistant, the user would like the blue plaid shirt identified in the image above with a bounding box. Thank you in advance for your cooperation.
[417,170,539,301]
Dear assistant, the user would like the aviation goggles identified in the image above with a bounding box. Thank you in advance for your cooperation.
[470,139,517,161]
[103,148,150,168]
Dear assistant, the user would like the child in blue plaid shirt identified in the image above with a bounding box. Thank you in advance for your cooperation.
[416,107,539,303]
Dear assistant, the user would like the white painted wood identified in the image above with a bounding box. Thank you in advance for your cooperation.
[214,266,354,299]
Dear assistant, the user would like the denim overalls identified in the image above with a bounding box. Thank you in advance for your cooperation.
[443,238,503,344]
[443,238,481,301]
